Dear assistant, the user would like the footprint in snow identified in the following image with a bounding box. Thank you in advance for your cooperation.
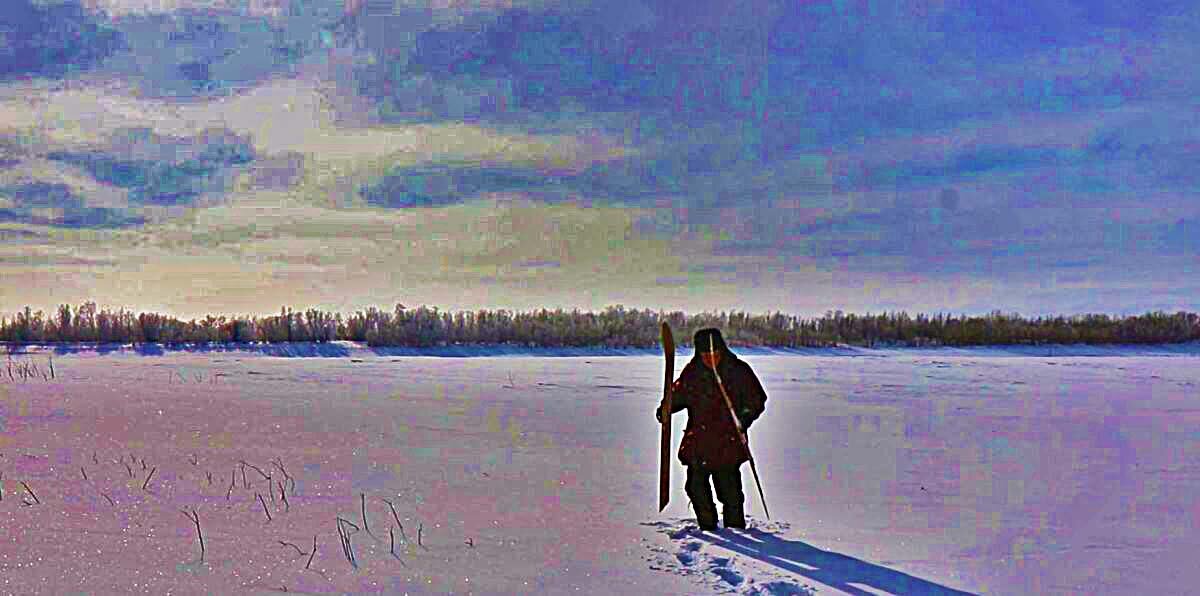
[744,580,817,596]
[675,540,703,565]
[708,557,744,587]
[712,565,744,587]
[647,518,815,595]
[668,526,706,539]
[640,521,674,529]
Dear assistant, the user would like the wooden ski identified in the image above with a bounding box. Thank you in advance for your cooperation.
[659,322,675,512]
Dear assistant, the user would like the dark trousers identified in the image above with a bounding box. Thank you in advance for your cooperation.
[685,465,745,529]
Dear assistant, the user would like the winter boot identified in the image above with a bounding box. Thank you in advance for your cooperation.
[695,507,718,531]
[723,505,746,529]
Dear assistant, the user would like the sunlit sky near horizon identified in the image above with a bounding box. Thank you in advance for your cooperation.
[1,0,1197,320]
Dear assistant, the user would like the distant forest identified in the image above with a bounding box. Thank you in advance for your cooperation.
[1,303,1199,349]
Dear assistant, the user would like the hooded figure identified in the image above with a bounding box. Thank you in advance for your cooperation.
[656,328,767,530]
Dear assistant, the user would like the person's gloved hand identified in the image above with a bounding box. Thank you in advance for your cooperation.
[656,406,664,423]
[737,408,754,430]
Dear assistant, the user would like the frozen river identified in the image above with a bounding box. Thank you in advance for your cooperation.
[1,343,1198,594]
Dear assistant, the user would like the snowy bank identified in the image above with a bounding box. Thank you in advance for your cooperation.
[5,340,1200,359]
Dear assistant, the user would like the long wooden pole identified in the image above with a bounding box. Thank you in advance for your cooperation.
[706,335,769,520]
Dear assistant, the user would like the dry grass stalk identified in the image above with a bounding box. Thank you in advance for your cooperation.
[257,493,272,522]
[270,458,296,496]
[382,498,407,542]
[123,461,133,478]
[241,460,270,480]
[336,518,358,569]
[101,492,115,506]
[81,466,87,481]
[269,457,287,475]
[279,480,289,512]
[142,467,156,491]
[20,481,39,504]
[305,535,317,570]
[181,508,205,562]
[361,493,373,537]
[389,527,407,565]
[279,541,307,556]
[92,451,98,465]
[226,468,235,500]
[336,519,348,565]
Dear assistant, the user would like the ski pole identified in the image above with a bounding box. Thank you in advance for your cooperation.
[707,335,770,520]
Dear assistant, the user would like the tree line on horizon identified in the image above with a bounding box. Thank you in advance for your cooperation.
[0,303,1198,349]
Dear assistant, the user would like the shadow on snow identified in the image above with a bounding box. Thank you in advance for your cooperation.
[698,528,976,596]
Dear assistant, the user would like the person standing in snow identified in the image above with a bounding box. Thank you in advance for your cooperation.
[657,328,767,531]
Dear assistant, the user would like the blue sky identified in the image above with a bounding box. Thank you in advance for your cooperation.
[0,0,1197,318]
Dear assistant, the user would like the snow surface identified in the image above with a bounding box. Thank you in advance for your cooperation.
[1,343,1199,594]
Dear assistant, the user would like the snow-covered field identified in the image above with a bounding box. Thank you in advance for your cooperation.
[2,343,1199,595]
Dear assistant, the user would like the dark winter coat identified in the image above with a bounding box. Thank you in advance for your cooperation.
[658,349,768,469]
